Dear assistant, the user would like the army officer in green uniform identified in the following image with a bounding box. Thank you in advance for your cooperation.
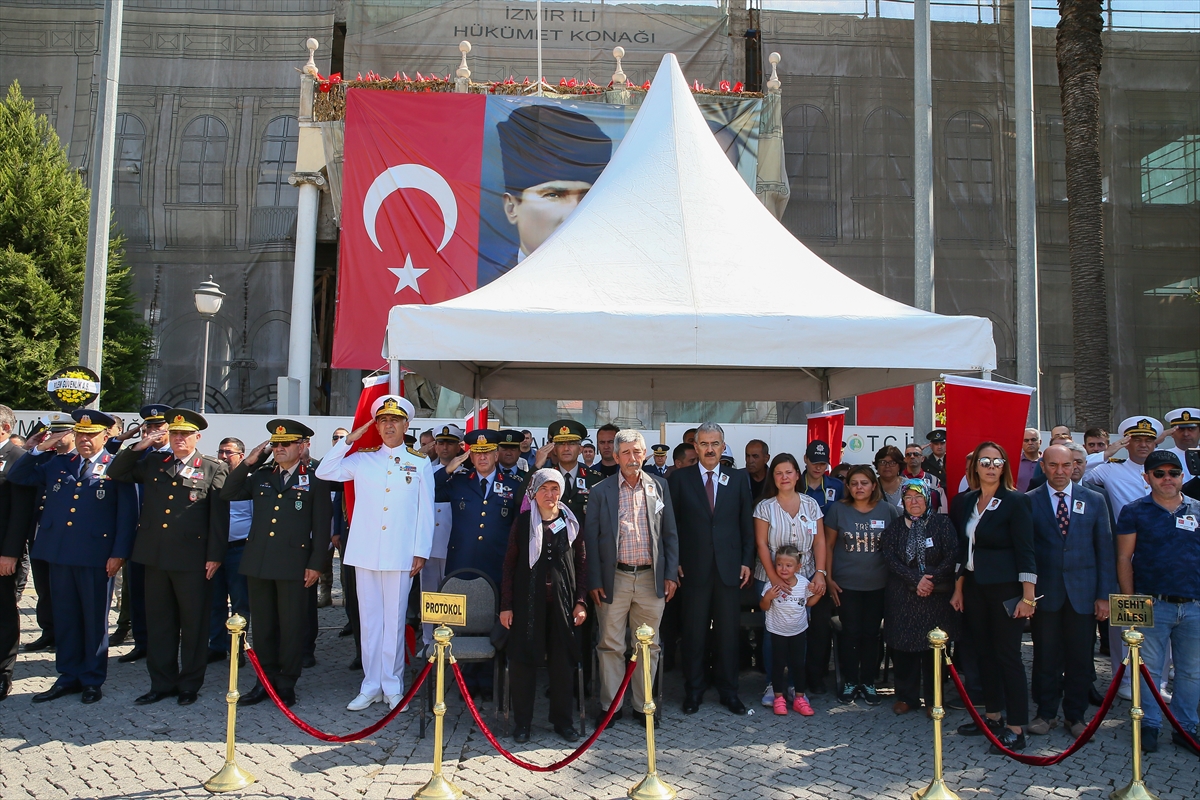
[223,419,332,707]
[109,408,230,706]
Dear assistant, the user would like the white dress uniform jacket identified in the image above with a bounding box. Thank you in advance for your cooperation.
[316,439,434,570]
[430,462,454,560]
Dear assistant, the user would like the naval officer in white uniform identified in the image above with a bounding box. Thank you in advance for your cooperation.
[316,395,434,711]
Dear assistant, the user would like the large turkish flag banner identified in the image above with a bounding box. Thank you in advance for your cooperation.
[333,90,486,369]
[943,375,1034,501]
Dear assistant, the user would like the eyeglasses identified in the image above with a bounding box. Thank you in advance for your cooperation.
[217,449,240,457]
[977,457,1006,468]
[1150,469,1182,479]
[271,441,300,448]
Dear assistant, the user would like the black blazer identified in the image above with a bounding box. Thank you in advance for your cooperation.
[667,463,754,588]
[950,486,1036,585]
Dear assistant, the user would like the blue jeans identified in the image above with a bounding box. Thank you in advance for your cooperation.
[208,543,250,652]
[1138,600,1200,734]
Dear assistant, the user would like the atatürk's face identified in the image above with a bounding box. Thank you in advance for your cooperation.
[503,180,593,256]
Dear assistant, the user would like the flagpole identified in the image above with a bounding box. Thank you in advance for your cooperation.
[536,0,543,96]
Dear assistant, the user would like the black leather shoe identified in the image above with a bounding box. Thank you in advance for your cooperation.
[722,696,748,715]
[278,688,297,707]
[1088,685,1105,707]
[595,707,623,731]
[1171,730,1200,756]
[989,729,1026,754]
[24,635,54,652]
[207,649,227,664]
[177,691,198,706]
[1142,727,1159,753]
[958,717,1004,736]
[32,683,81,703]
[338,624,354,637]
[301,654,317,669]
[554,724,580,743]
[513,726,531,744]
[135,689,177,705]
[238,650,246,668]
[348,655,362,670]
[631,709,659,728]
[0,677,11,701]
[110,626,129,647]
[238,684,268,706]
[682,694,701,714]
[118,647,147,663]
[81,686,102,704]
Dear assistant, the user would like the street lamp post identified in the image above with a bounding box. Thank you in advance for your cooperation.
[193,277,225,414]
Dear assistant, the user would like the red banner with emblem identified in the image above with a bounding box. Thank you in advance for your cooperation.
[334,91,486,369]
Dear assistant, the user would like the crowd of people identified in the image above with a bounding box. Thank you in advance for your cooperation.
[1,399,1198,760]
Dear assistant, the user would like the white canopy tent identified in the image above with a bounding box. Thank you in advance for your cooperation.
[385,54,996,402]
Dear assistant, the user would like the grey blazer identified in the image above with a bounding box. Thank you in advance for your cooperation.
[584,471,679,602]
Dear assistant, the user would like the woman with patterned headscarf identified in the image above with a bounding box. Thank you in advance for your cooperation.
[880,479,961,716]
[499,468,588,744]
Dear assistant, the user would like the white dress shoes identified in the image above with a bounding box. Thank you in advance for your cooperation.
[347,692,384,711]
[387,693,408,711]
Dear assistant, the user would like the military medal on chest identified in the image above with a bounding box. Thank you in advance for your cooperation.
[189,490,199,502]
[295,500,304,510]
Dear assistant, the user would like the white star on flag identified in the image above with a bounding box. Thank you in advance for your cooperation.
[388,255,428,295]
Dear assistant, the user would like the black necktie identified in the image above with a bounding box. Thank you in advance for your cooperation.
[480,478,487,497]
[1055,491,1070,536]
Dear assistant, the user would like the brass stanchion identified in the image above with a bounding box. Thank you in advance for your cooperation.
[912,628,960,800]
[204,614,255,793]
[1110,629,1159,800]
[629,624,676,800]
[414,625,463,800]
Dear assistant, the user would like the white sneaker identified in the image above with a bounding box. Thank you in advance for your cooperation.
[1118,684,1132,702]
[1160,685,1172,704]
[347,692,384,711]
[387,693,408,711]
[761,684,775,707]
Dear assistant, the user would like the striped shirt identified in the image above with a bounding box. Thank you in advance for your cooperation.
[752,494,824,582]
[616,472,653,566]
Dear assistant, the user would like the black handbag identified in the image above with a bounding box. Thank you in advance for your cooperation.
[489,619,509,650]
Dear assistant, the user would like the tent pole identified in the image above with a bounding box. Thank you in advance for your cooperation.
[388,359,401,395]
[913,0,935,441]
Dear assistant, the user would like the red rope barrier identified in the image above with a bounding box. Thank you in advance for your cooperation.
[945,661,1125,765]
[451,658,638,772]
[1139,663,1200,752]
[244,648,433,742]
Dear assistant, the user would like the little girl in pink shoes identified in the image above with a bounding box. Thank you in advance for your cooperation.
[760,546,819,716]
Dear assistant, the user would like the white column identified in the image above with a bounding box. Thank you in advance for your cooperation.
[285,172,324,414]
[1014,0,1041,425]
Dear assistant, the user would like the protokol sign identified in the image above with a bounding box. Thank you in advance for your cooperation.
[421,592,467,626]
[1110,594,1155,628]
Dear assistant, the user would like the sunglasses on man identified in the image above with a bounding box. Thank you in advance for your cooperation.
[1150,469,1182,479]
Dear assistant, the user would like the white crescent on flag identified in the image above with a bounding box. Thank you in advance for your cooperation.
[362,164,458,252]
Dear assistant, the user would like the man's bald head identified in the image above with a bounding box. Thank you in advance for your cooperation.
[1041,443,1074,491]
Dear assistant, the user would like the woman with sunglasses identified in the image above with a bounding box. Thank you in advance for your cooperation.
[949,441,1036,752]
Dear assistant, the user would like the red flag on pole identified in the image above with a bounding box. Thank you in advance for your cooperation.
[806,409,847,468]
[464,400,489,433]
[943,375,1034,502]
[343,373,392,524]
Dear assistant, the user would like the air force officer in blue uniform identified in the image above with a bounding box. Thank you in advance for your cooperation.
[1027,443,1116,735]
[9,410,138,703]
[437,429,521,589]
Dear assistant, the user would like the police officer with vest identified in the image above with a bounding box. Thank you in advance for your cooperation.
[8,410,138,704]
[223,419,332,707]
[438,429,521,589]
[109,408,229,706]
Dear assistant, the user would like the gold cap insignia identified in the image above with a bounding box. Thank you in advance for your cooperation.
[80,415,91,426]
[173,415,185,425]
[1184,411,1194,422]
[476,435,487,445]
[276,426,287,435]
[560,426,569,435]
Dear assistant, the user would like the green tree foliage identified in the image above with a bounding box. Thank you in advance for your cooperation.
[0,80,150,410]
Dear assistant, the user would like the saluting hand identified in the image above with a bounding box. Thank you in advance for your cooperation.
[36,431,68,453]
[132,429,166,451]
[344,421,374,444]
[448,450,472,473]
[245,440,271,465]
[533,442,555,469]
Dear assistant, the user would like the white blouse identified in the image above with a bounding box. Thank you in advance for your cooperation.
[753,494,824,582]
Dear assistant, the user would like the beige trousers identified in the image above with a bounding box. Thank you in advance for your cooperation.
[595,568,664,712]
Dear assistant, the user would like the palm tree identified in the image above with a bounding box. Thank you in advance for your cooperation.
[1056,0,1109,429]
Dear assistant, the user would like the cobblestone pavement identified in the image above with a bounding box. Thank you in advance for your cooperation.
[3,569,1198,800]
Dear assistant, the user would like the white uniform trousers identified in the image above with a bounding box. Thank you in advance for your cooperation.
[356,568,411,698]
[419,557,447,648]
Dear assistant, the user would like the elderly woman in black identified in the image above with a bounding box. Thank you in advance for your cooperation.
[949,441,1036,753]
[881,479,961,716]
[500,468,588,744]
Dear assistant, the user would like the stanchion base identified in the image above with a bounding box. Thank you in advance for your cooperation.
[912,779,961,800]
[204,760,256,793]
[628,772,677,800]
[1109,781,1160,800]
[413,774,464,800]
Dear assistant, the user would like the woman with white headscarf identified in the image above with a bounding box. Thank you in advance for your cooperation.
[499,468,588,744]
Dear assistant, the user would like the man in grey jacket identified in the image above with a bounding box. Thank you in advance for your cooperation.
[584,430,679,728]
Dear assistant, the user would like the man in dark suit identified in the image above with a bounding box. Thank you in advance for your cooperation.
[223,419,332,707]
[1026,444,1117,738]
[667,422,754,715]
[109,408,229,706]
[584,429,678,727]
[8,410,139,704]
[0,404,34,699]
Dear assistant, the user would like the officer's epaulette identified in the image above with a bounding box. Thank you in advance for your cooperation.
[407,446,427,459]
[358,446,381,453]
[1108,457,1126,463]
